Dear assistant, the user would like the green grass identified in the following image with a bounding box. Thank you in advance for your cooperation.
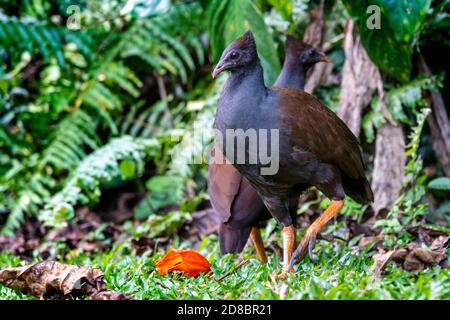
[1,231,449,300]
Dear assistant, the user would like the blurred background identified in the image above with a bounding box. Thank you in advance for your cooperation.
[0,0,449,299]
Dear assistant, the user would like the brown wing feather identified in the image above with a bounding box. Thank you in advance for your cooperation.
[208,147,243,223]
[276,87,366,180]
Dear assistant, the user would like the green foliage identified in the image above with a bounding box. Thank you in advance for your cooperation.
[428,177,450,191]
[40,109,99,171]
[121,2,205,83]
[421,0,450,47]
[134,210,192,238]
[374,108,431,247]
[0,1,207,233]
[133,82,220,219]
[342,0,431,83]
[134,174,185,219]
[268,0,294,21]
[207,0,281,85]
[40,136,159,229]
[0,15,93,67]
[363,76,438,143]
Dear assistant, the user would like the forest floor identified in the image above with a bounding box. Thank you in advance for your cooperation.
[1,207,449,300]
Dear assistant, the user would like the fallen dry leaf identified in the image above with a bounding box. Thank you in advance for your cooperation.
[358,234,384,249]
[0,220,45,260]
[373,243,449,277]
[393,246,447,272]
[373,250,396,279]
[155,249,211,277]
[0,261,131,300]
[430,235,450,251]
[407,226,449,245]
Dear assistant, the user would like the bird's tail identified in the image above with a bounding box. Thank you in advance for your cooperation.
[342,175,374,204]
[219,224,252,254]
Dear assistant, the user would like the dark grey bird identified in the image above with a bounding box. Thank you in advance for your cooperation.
[208,35,330,263]
[212,31,373,276]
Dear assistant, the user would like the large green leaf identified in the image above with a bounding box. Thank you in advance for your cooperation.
[342,0,431,83]
[357,24,412,83]
[428,177,450,191]
[374,0,430,42]
[207,0,280,85]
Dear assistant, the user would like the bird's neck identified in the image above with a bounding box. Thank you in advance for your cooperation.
[274,58,307,90]
[224,61,267,97]
[216,61,267,132]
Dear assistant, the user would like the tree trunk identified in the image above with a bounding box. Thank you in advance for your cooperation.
[419,55,450,177]
[337,20,378,137]
[371,124,405,214]
[303,1,333,94]
[371,75,405,215]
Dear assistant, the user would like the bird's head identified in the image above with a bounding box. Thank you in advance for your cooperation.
[212,31,259,78]
[285,35,330,70]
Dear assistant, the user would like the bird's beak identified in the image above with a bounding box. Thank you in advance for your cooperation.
[318,52,331,63]
[212,64,225,79]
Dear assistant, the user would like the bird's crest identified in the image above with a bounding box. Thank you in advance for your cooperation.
[231,30,257,51]
[285,35,312,54]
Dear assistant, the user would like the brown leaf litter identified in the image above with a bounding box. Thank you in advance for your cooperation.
[0,261,131,300]
[0,219,45,259]
[373,235,449,278]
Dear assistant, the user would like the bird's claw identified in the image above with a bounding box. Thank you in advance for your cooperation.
[271,267,291,280]
[279,268,288,280]
[308,234,317,261]
[290,229,318,266]
[288,253,297,271]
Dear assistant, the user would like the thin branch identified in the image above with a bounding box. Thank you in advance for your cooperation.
[216,259,249,282]
[154,73,173,128]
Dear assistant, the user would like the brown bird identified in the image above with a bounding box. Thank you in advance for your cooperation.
[212,31,373,276]
[208,36,329,263]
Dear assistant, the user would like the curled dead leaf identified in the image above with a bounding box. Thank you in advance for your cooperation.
[373,243,449,278]
[407,226,449,245]
[155,249,211,277]
[358,234,384,249]
[373,250,395,279]
[431,235,450,251]
[0,261,130,300]
[402,247,446,272]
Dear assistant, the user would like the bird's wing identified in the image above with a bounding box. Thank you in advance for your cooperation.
[276,87,366,180]
[208,151,243,224]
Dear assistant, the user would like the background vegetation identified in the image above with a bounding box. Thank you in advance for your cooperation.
[0,0,449,300]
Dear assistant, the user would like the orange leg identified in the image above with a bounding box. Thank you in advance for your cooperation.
[290,199,345,268]
[280,225,296,278]
[250,227,267,263]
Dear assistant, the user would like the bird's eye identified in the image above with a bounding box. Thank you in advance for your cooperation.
[230,51,240,60]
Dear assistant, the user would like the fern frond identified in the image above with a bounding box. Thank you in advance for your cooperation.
[0,15,93,67]
[40,109,99,171]
[363,76,440,143]
[119,95,178,139]
[40,136,160,228]
[103,62,143,98]
[2,172,54,235]
[120,2,206,83]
